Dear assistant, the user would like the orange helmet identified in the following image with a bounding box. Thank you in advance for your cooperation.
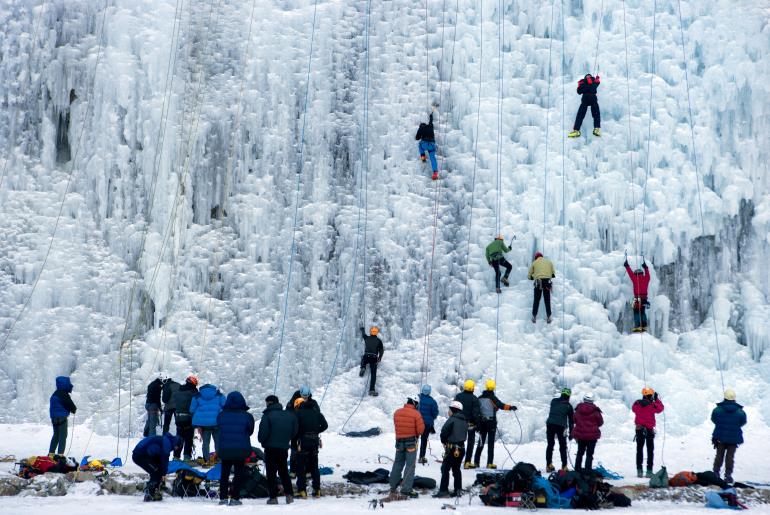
[642,387,654,397]
[294,397,305,409]
[370,326,379,336]
[186,375,199,386]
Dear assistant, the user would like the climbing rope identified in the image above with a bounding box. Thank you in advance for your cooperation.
[339,371,371,435]
[640,0,657,258]
[0,0,109,353]
[593,0,604,77]
[559,0,567,386]
[622,0,641,267]
[493,0,505,381]
[542,0,556,252]
[273,0,320,394]
[675,0,725,391]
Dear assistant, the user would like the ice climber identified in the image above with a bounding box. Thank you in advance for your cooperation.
[632,387,664,478]
[568,74,601,138]
[293,397,328,498]
[711,389,746,484]
[171,375,199,461]
[258,395,297,505]
[161,377,180,434]
[486,235,512,294]
[132,433,183,502]
[415,108,439,180]
[48,376,77,457]
[434,400,468,498]
[216,391,254,506]
[359,326,384,396]
[454,380,482,469]
[528,251,555,323]
[573,392,603,472]
[545,387,574,473]
[474,379,516,469]
[190,382,226,465]
[624,258,651,332]
[144,376,163,437]
[389,397,425,499]
[418,384,439,465]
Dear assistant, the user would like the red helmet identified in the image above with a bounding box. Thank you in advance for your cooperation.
[186,375,199,386]
[534,252,543,259]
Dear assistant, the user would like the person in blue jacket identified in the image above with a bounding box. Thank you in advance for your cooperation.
[132,433,183,502]
[216,391,255,506]
[711,389,747,484]
[418,384,439,465]
[49,376,77,456]
[190,383,226,464]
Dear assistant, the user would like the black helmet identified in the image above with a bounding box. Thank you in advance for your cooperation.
[634,268,643,275]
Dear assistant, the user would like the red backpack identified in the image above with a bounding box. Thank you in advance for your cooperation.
[669,471,698,487]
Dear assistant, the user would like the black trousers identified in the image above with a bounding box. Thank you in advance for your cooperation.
[296,446,320,492]
[474,420,497,466]
[575,439,597,471]
[546,423,568,468]
[464,426,477,463]
[162,409,175,434]
[419,425,433,460]
[49,417,68,454]
[361,354,379,391]
[219,459,246,500]
[574,98,600,130]
[533,286,552,317]
[265,447,293,498]
[439,446,464,493]
[491,258,512,289]
[174,418,194,458]
[133,452,163,484]
[636,428,655,470]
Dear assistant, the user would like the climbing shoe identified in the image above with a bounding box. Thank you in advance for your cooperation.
[487,463,497,469]
[432,171,438,180]
[546,463,556,473]
[418,457,428,465]
[501,276,510,287]
[593,128,601,137]
[219,500,230,505]
[298,491,308,499]
[267,498,278,505]
[631,327,643,333]
[496,287,502,294]
[637,469,644,478]
[568,130,581,138]
[725,475,734,484]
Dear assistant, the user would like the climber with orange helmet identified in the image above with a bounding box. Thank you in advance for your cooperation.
[359,326,384,396]
[171,375,199,461]
[631,387,664,478]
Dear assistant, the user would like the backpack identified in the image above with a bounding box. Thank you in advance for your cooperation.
[479,398,496,420]
[705,488,747,510]
[606,491,632,507]
[505,462,539,492]
[669,471,698,487]
[649,466,669,488]
[479,483,506,507]
[239,465,270,498]
[531,476,571,509]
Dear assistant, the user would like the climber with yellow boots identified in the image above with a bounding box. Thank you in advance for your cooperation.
[474,379,517,469]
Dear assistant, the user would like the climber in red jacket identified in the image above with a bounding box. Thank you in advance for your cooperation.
[624,259,651,332]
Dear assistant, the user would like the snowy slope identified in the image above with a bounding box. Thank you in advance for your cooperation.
[0,0,768,447]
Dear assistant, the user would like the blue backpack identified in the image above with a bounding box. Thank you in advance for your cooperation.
[705,488,746,510]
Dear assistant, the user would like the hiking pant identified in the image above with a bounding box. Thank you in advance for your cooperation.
[546,423,568,468]
[633,298,649,328]
[574,98,600,131]
[265,447,293,499]
[174,417,194,459]
[162,409,175,434]
[575,439,597,471]
[418,141,438,172]
[533,285,552,318]
[296,445,320,493]
[464,425,477,464]
[49,417,68,454]
[636,427,655,471]
[439,445,464,493]
[144,403,161,437]
[491,258,512,289]
[198,426,219,461]
[219,459,246,501]
[361,353,379,392]
[474,419,497,466]
[133,452,164,484]
[390,437,418,493]
[419,425,433,460]
[713,443,737,478]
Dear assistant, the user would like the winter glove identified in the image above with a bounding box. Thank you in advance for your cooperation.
[712,437,718,449]
[623,260,629,267]
[510,405,518,411]
[431,426,436,434]
[642,262,648,269]
[653,392,659,401]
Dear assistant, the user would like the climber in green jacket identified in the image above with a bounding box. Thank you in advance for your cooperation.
[485,235,512,294]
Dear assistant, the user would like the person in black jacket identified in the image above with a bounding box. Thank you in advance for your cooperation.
[258,395,298,505]
[144,376,163,437]
[161,378,180,434]
[545,387,574,472]
[171,375,198,460]
[568,74,601,138]
[286,385,319,478]
[293,397,329,498]
[454,380,482,469]
[217,391,255,506]
[474,379,516,468]
[434,400,468,498]
[359,326,384,396]
[415,108,439,179]
[132,433,183,502]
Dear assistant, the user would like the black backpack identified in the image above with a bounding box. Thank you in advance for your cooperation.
[505,462,539,492]
[239,465,270,498]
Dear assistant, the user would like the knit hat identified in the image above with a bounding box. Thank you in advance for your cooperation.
[724,389,736,401]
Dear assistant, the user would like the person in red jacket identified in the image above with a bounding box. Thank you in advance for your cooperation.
[632,387,664,478]
[573,393,603,472]
[624,259,651,332]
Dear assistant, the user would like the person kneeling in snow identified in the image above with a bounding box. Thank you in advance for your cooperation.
[624,258,651,332]
[632,387,664,478]
[132,433,183,502]
[415,108,439,180]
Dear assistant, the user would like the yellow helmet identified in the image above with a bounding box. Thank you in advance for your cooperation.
[463,379,475,392]
[370,326,379,336]
[485,379,496,391]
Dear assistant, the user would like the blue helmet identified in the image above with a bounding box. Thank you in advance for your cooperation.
[299,385,311,397]
[421,384,431,395]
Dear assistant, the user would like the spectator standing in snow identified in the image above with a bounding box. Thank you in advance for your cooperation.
[161,377,180,434]
[258,395,297,505]
[434,400,468,498]
[568,74,601,138]
[474,379,516,468]
[486,235,512,294]
[573,392,603,472]
[171,375,199,460]
[528,252,555,323]
[545,387,574,472]
[418,384,439,465]
[216,391,254,506]
[632,387,664,478]
[359,326,384,396]
[48,376,77,456]
[293,397,328,498]
[416,108,439,180]
[190,383,226,465]
[624,259,651,332]
[711,389,746,484]
[144,376,163,437]
[389,397,425,499]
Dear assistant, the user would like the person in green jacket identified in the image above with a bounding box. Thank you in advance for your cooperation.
[485,235,512,294]
[528,252,555,323]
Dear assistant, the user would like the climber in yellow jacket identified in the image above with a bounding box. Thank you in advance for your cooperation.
[528,252,555,324]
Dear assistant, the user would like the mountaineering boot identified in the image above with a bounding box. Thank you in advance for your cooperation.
[418,457,428,465]
[645,469,653,478]
[561,465,569,472]
[219,500,229,506]
[312,490,321,498]
[47,453,55,459]
[229,499,242,506]
[531,315,536,323]
[487,463,497,469]
[637,469,644,478]
[725,475,734,484]
[267,498,278,505]
[298,491,308,499]
[285,495,294,504]
[403,490,419,499]
[369,390,379,396]
[496,287,502,294]
[359,366,365,377]
[501,276,510,287]
[593,128,601,137]
[463,461,473,469]
[432,171,439,181]
[433,490,452,499]
[546,463,556,473]
[183,454,192,462]
[568,130,581,138]
[547,316,553,324]
[420,154,427,162]
[631,327,642,333]
[473,462,481,469]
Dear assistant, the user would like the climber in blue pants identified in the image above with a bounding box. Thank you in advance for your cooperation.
[415,109,439,180]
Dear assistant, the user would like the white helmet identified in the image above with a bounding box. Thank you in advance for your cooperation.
[449,400,463,411]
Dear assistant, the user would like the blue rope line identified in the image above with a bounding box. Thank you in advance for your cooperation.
[274,0,320,394]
